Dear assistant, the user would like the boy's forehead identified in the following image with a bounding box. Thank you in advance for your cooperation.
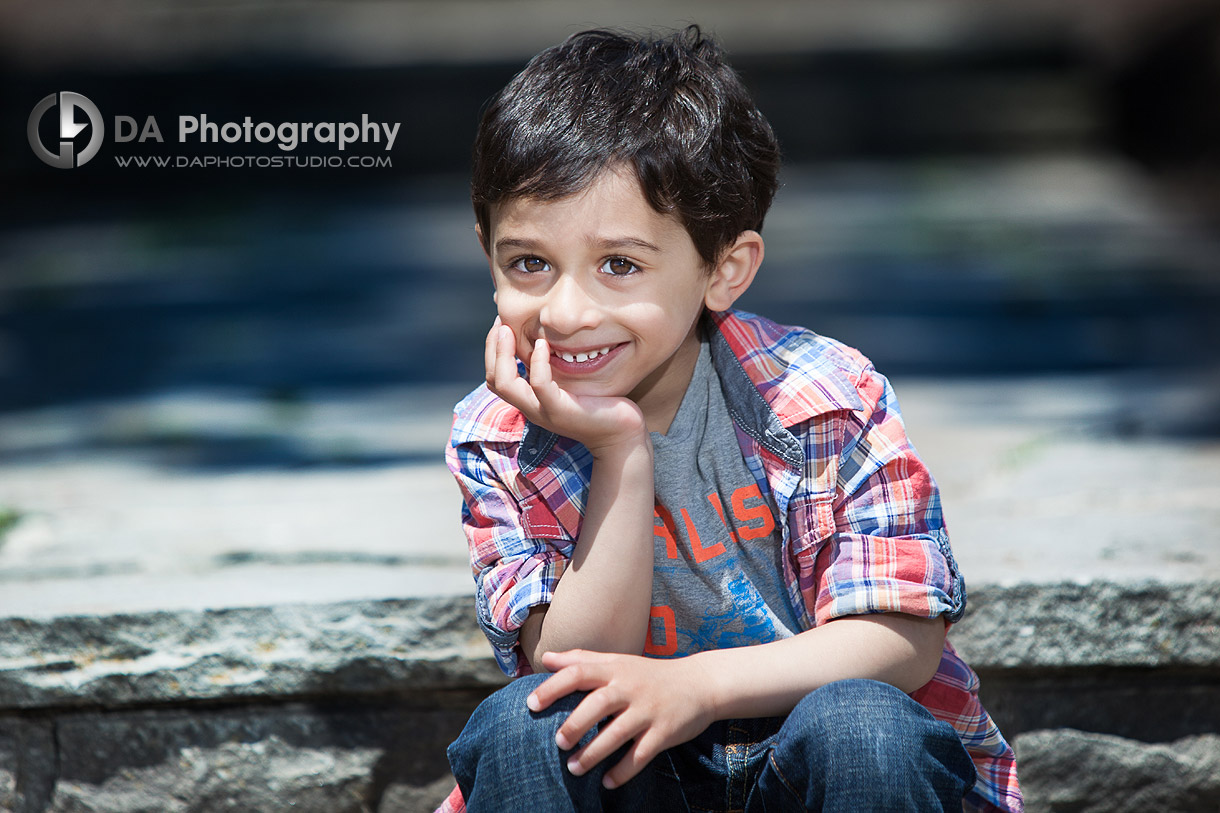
[487,166,689,251]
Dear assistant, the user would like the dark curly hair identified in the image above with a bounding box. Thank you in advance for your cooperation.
[471,26,781,267]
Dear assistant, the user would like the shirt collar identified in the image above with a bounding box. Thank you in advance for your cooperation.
[706,317,804,469]
[707,309,864,426]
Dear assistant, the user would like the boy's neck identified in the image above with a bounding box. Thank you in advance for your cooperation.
[635,322,705,436]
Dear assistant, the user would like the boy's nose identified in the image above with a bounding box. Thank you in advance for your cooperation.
[539,275,600,335]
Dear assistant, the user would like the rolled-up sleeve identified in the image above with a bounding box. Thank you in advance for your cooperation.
[799,369,966,625]
[446,437,573,676]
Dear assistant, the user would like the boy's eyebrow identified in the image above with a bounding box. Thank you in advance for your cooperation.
[591,236,663,254]
[493,237,544,253]
[493,236,663,254]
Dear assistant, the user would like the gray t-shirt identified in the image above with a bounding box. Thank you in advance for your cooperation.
[647,337,801,657]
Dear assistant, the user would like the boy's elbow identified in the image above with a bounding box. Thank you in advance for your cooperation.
[901,615,949,692]
[519,605,549,673]
[869,612,947,693]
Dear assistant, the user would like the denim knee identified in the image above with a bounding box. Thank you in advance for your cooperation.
[449,675,617,812]
[454,674,559,755]
[758,678,976,812]
[448,676,563,807]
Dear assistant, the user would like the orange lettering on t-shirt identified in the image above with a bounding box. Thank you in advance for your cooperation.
[643,604,677,656]
[707,493,739,544]
[731,483,776,540]
[653,505,679,559]
[682,507,726,563]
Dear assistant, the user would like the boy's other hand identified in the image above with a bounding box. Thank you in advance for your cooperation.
[485,319,648,455]
[526,649,715,789]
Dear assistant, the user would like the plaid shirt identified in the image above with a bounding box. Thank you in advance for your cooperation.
[443,308,1022,813]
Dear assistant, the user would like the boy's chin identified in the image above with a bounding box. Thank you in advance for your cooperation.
[541,373,629,400]
[554,381,625,399]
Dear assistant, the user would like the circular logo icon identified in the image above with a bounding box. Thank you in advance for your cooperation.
[28,92,104,169]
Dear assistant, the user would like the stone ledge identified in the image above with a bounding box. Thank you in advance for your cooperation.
[0,581,1216,713]
[948,581,1220,670]
[0,597,507,711]
[0,581,1217,812]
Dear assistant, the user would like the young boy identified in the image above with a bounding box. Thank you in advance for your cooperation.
[441,27,1022,813]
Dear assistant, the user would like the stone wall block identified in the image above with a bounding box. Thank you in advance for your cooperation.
[21,698,478,813]
[1015,729,1220,813]
[46,736,381,813]
[0,717,57,813]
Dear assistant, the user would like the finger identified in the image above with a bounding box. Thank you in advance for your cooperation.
[565,710,645,778]
[540,648,609,672]
[526,657,604,713]
[602,736,658,789]
[529,338,574,417]
[529,338,552,391]
[483,317,502,384]
[486,321,517,391]
[493,324,519,386]
[491,325,541,411]
[555,684,628,753]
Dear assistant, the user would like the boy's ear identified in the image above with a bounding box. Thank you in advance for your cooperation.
[474,222,489,257]
[705,230,764,312]
[475,222,499,303]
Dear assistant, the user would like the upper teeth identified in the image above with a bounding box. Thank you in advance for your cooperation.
[558,347,611,363]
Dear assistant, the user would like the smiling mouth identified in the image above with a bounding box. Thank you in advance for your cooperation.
[545,342,627,372]
[553,345,614,364]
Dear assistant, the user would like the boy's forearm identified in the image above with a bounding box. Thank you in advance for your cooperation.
[694,613,948,721]
[522,434,656,669]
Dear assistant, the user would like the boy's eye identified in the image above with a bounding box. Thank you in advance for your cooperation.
[511,257,549,274]
[601,257,639,276]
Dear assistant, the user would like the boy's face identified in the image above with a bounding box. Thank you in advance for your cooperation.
[483,165,718,430]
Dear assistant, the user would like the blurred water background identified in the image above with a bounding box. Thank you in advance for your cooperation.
[1,0,1218,473]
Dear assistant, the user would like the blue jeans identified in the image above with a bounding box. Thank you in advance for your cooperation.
[448,676,977,812]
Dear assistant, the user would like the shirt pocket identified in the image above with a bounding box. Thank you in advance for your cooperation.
[514,460,584,543]
[519,498,565,538]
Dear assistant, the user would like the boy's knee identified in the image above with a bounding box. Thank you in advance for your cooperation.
[449,675,610,809]
[778,678,973,787]
[449,676,556,790]
[454,674,586,760]
[475,674,550,721]
[756,679,973,810]
[469,675,562,734]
